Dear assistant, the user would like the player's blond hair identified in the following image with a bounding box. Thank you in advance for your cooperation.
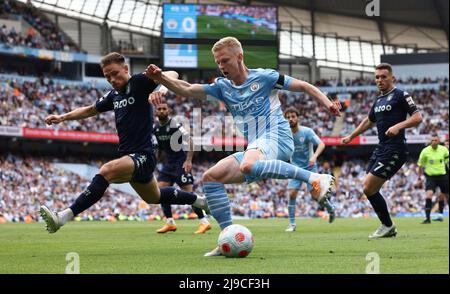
[212,37,243,55]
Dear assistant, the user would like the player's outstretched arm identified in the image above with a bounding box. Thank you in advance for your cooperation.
[183,137,194,173]
[341,117,374,144]
[145,64,206,100]
[164,70,179,80]
[44,104,99,125]
[287,78,341,116]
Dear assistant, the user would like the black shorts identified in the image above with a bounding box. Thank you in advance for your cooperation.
[158,164,194,187]
[425,175,449,194]
[367,145,408,179]
[127,152,156,183]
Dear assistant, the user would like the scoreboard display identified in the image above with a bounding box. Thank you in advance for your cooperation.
[162,4,278,69]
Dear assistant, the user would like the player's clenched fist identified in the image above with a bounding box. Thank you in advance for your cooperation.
[328,102,341,117]
[341,135,353,145]
[385,126,400,137]
[333,98,342,111]
[44,114,64,125]
[144,64,162,82]
[325,98,342,117]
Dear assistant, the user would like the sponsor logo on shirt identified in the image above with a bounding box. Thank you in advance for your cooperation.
[229,96,265,115]
[113,97,135,109]
[374,104,392,113]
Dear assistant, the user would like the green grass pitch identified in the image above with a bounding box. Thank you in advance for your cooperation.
[197,15,276,40]
[0,217,447,274]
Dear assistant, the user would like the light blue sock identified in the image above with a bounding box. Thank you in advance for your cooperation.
[288,198,296,225]
[250,160,312,182]
[203,182,232,230]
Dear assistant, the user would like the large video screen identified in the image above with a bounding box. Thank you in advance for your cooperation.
[163,44,278,69]
[163,4,277,41]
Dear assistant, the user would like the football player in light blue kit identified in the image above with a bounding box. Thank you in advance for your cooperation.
[284,107,336,232]
[145,37,341,256]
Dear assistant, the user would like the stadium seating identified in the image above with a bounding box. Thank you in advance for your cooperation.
[0,0,80,52]
[0,153,435,222]
[0,76,447,137]
[0,71,447,223]
[0,77,115,132]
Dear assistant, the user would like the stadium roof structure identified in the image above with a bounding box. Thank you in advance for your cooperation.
[20,0,449,37]
[18,0,163,35]
[17,0,449,52]
[253,0,449,37]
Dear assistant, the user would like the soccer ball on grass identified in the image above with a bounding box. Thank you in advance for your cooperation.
[217,224,254,258]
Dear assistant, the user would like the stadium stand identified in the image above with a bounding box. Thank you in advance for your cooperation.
[0,0,448,226]
[0,0,80,52]
[0,77,114,132]
[0,76,447,137]
[0,153,437,222]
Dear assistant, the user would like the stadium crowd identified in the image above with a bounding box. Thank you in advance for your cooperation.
[0,0,79,52]
[0,77,115,132]
[0,69,447,224]
[0,153,164,223]
[1,76,447,139]
[0,153,440,223]
[314,77,447,87]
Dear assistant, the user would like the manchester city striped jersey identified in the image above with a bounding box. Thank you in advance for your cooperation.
[203,68,293,144]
